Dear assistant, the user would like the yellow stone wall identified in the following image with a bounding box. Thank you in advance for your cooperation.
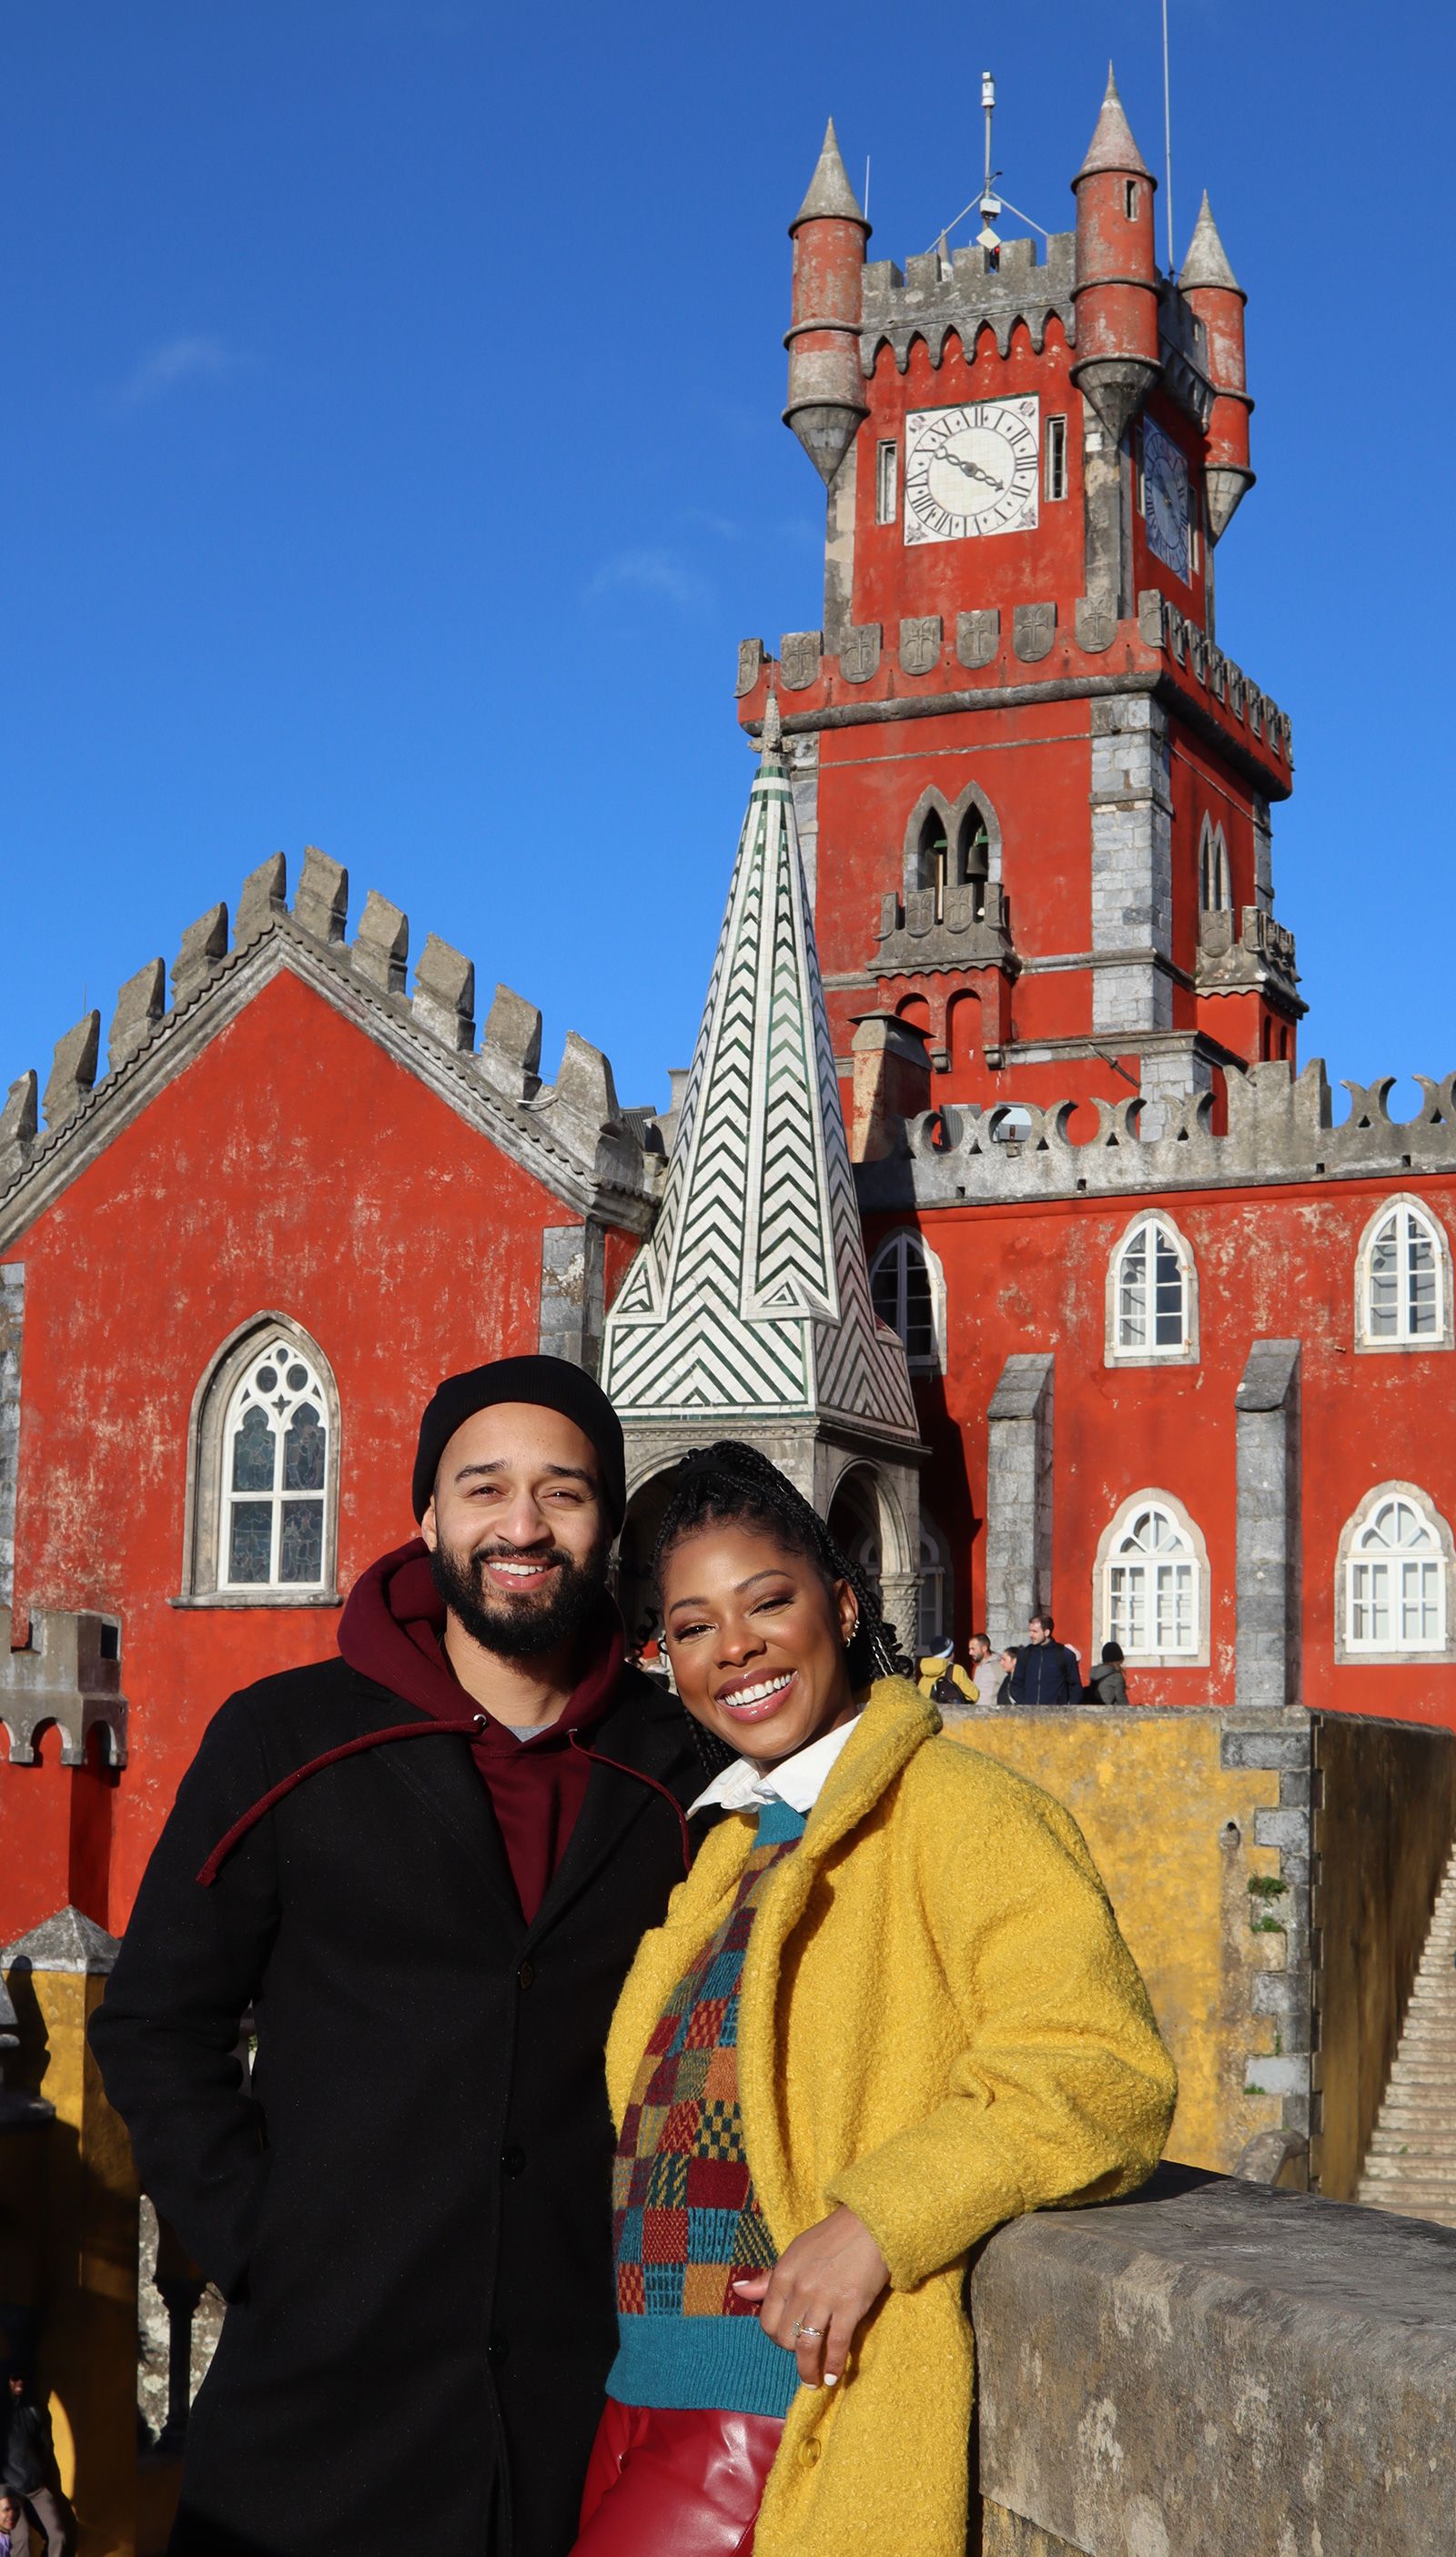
[2,1946,138,2557]
[949,1710,1287,2173]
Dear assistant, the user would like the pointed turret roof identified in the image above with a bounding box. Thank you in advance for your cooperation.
[1180,190,1241,293]
[600,725,915,1437]
[792,117,867,228]
[1075,65,1154,183]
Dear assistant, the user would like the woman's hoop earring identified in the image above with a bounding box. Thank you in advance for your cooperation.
[843,1617,859,1650]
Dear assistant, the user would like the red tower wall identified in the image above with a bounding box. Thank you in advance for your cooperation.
[1,968,607,1941]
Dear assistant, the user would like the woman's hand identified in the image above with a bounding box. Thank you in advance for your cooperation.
[731,2204,889,2389]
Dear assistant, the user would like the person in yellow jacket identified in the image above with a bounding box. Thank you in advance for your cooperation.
[915,1639,977,1711]
[570,1441,1176,2557]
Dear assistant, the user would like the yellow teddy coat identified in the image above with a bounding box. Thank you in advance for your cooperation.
[604,1678,1176,2557]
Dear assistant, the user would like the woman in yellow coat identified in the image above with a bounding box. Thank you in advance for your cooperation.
[571,1442,1175,2557]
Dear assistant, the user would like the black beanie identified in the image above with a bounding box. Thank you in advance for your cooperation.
[411,1355,627,1529]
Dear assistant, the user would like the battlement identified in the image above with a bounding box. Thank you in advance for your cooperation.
[0,1602,126,1768]
[855,1058,1456,1213]
[0,848,659,1228]
[736,587,1291,795]
[861,230,1077,369]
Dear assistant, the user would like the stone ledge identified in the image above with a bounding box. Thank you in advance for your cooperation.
[973,2165,1456,2556]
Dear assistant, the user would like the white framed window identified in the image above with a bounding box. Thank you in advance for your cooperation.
[869,1230,945,1372]
[179,1315,341,1606]
[1095,1491,1210,1668]
[1045,415,1067,501]
[1106,1213,1198,1366]
[1355,1196,1452,1352]
[1337,1483,1455,1663]
[875,440,899,525]
[1198,814,1231,913]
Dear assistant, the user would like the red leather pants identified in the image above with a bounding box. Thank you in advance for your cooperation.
[571,2399,784,2556]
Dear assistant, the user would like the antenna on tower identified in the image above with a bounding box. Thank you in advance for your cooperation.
[976,70,1003,250]
[1161,0,1175,269]
[864,155,871,221]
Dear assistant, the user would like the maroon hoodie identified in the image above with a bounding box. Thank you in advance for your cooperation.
[337,1537,626,1924]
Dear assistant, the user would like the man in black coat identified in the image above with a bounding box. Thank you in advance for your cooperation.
[91,1357,702,2557]
[1005,1609,1082,1706]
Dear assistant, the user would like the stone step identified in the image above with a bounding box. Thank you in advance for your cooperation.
[1366,2138,1456,2164]
[1358,2170,1456,2202]
[1357,2185,1456,2218]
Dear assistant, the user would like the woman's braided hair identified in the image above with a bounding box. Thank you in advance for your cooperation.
[652,1440,909,1775]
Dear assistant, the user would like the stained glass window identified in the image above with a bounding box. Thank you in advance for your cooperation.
[220,1339,330,1591]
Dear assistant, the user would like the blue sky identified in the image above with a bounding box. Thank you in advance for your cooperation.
[3,1,1451,1121]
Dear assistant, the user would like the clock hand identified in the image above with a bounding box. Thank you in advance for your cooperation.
[942,452,1003,489]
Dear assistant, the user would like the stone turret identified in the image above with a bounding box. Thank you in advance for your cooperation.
[784,119,870,486]
[1070,67,1161,443]
[1181,191,1254,538]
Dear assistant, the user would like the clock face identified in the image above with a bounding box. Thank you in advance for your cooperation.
[903,398,1040,546]
[1142,419,1191,581]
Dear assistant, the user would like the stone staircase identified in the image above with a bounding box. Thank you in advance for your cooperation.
[1357,1839,1456,2229]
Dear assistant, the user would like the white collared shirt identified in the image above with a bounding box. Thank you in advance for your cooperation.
[687,1715,858,1819]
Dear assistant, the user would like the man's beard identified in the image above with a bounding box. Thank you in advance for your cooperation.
[430,1532,611,1660]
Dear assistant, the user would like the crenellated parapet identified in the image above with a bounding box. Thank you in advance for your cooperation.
[736,586,1291,797]
[860,233,1077,372]
[855,1058,1456,1213]
[0,1602,127,1768]
[0,847,660,1237]
[1198,905,1302,1008]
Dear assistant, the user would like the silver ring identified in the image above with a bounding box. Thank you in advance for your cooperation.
[792,2319,824,2342]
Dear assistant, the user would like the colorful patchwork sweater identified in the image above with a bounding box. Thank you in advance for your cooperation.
[605,1679,1177,2557]
[607,1797,806,2417]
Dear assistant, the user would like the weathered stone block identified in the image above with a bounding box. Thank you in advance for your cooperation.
[352,890,409,995]
[0,1075,38,1193]
[411,934,475,1053]
[479,984,543,1106]
[234,851,287,947]
[171,903,228,1007]
[293,846,349,945]
[974,2173,1456,2557]
[43,1012,100,1130]
[106,957,166,1075]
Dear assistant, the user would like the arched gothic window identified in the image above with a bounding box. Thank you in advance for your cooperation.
[1341,1489,1451,1656]
[181,1317,341,1604]
[1198,815,1231,914]
[918,808,950,921]
[956,803,990,918]
[869,1231,944,1370]
[917,1514,951,1651]
[1356,1198,1451,1350]
[1101,1497,1205,1663]
[1107,1215,1198,1364]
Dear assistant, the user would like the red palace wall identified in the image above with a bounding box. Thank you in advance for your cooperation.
[871,1175,1456,1738]
[1,968,610,1943]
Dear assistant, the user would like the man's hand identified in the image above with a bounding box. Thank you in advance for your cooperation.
[731,2203,889,2389]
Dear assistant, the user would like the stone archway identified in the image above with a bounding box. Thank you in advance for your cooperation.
[826,1460,918,1662]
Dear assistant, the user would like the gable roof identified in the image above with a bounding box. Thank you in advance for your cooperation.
[0,848,659,1248]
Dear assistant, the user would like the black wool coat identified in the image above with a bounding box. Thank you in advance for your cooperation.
[89,1657,702,2557]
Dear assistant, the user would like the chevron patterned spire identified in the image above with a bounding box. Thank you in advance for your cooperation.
[601,728,916,1435]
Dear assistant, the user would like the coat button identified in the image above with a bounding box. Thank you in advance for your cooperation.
[517,1958,535,1989]
[501,2145,526,2178]
[487,2334,510,2366]
[802,2440,821,2465]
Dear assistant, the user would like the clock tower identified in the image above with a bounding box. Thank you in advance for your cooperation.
[737,74,1299,1133]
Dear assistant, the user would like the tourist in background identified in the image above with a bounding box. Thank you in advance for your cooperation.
[0,2487,32,2557]
[1085,1642,1130,1709]
[571,1442,1175,2557]
[1006,1612,1081,1706]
